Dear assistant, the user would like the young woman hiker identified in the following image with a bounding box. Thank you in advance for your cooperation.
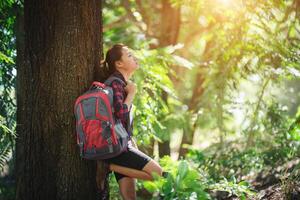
[97,43,167,200]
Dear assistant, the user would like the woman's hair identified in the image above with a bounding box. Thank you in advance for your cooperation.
[101,43,127,79]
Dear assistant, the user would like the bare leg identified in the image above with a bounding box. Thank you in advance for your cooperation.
[142,159,163,177]
[118,177,136,200]
[109,159,163,181]
[110,163,153,180]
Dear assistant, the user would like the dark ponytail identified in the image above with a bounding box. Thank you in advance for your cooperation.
[101,43,127,80]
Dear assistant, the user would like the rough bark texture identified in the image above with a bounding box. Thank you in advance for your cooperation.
[15,1,102,199]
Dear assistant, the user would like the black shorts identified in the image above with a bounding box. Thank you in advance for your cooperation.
[104,142,152,182]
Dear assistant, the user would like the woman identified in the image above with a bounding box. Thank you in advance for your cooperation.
[99,43,164,200]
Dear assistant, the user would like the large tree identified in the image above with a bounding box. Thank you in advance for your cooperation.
[15,1,104,199]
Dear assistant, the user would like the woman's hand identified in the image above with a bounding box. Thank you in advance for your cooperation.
[124,80,137,96]
[124,80,136,108]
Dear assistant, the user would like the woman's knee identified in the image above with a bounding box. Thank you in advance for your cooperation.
[142,159,163,177]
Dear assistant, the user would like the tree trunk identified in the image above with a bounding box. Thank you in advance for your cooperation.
[159,1,181,46]
[15,1,103,199]
[178,41,212,159]
[157,0,181,158]
[178,117,198,159]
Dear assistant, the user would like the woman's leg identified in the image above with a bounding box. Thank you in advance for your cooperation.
[109,159,163,180]
[142,159,163,178]
[110,163,153,180]
[118,177,136,200]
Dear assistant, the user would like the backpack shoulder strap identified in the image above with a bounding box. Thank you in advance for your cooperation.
[104,76,126,87]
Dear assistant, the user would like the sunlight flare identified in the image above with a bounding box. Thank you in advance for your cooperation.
[218,0,232,6]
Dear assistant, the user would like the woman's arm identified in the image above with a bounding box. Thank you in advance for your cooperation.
[111,80,137,139]
[111,80,130,130]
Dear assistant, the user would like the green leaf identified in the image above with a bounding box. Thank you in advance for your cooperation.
[143,181,158,193]
[178,160,189,180]
[290,126,300,141]
[0,52,14,64]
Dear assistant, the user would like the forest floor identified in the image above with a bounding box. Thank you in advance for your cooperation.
[213,158,300,200]
[1,159,299,199]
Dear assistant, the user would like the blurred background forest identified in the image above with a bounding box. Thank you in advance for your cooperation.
[1,0,300,199]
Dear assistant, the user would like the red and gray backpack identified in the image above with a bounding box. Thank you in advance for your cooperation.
[74,76,130,160]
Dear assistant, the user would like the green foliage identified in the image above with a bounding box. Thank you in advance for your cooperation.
[143,156,211,200]
[287,111,300,142]
[188,146,256,180]
[103,0,300,150]
[0,117,16,171]
[132,46,198,144]
[0,0,18,175]
[0,1,19,199]
[107,172,122,200]
[0,0,17,128]
[143,156,256,199]
[185,111,300,196]
[187,136,299,184]
[0,52,14,64]
[209,178,256,200]
[0,116,16,200]
[185,109,300,197]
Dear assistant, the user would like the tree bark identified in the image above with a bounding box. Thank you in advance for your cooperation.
[159,0,181,46]
[15,1,103,199]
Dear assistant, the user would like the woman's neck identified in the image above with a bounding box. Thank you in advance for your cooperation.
[116,69,133,82]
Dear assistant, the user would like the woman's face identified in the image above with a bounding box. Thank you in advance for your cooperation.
[117,47,139,72]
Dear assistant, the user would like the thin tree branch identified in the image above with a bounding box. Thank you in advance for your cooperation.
[246,77,270,148]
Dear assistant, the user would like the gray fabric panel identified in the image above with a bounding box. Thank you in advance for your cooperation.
[98,97,109,118]
[108,144,113,153]
[84,140,128,160]
[101,121,111,139]
[84,89,98,95]
[106,87,114,105]
[82,97,97,119]
[114,121,129,139]
[85,145,120,156]
[85,145,111,155]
